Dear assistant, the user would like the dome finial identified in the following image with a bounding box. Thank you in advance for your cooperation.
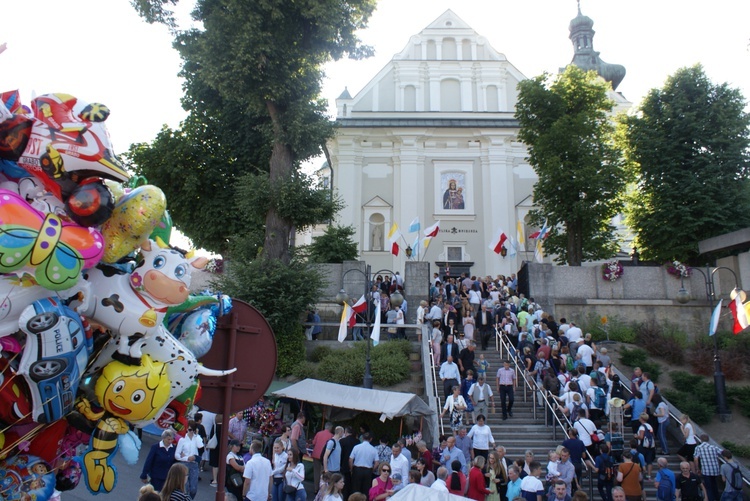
[577,0,581,15]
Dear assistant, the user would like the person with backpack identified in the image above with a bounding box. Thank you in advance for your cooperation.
[636,413,656,480]
[655,457,676,501]
[719,449,744,501]
[616,451,643,501]
[585,443,616,501]
[586,378,607,424]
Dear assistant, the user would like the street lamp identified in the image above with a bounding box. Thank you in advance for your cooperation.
[676,265,740,422]
[337,264,404,389]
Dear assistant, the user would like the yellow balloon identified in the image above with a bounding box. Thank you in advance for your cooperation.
[100,185,167,263]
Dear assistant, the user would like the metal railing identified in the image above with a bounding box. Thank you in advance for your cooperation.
[495,330,595,499]
[426,335,445,437]
[612,369,750,489]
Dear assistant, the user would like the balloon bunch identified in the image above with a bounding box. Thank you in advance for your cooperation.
[0,92,236,499]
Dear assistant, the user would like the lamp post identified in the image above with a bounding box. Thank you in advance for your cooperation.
[676,265,739,422]
[336,264,404,389]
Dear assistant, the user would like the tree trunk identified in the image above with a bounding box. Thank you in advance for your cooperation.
[264,100,294,264]
[567,221,583,266]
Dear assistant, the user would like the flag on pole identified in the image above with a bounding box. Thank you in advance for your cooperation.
[729,293,748,334]
[423,237,432,249]
[388,223,401,256]
[408,217,420,233]
[489,227,508,254]
[338,303,351,342]
[508,236,518,257]
[350,295,367,325]
[424,220,441,238]
[533,220,548,263]
[709,299,723,336]
[516,220,526,251]
[412,235,421,257]
[371,299,382,346]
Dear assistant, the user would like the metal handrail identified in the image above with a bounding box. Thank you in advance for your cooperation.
[494,330,594,498]
[428,338,445,437]
[613,372,750,488]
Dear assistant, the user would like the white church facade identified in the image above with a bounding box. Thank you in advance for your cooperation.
[324,8,630,276]
[327,10,538,277]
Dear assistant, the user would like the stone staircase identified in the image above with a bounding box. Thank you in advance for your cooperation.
[431,338,689,500]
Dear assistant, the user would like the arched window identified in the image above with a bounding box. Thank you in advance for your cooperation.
[442,37,457,59]
[440,79,461,112]
[426,40,437,60]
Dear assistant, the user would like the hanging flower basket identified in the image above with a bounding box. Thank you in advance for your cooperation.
[666,260,691,278]
[602,260,623,282]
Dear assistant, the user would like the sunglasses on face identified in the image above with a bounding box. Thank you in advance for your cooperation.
[382,469,391,473]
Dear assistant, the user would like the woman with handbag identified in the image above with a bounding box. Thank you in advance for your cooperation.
[272,440,289,501]
[285,450,306,501]
[225,439,245,500]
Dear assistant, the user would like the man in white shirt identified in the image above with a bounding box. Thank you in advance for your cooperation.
[389,443,410,486]
[575,339,595,373]
[565,323,583,343]
[439,356,461,398]
[468,377,494,423]
[174,420,204,498]
[431,467,449,492]
[243,440,273,501]
[467,415,495,460]
[430,466,448,492]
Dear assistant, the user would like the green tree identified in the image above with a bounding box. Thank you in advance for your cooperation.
[305,225,358,263]
[620,65,750,263]
[134,0,376,264]
[516,66,628,265]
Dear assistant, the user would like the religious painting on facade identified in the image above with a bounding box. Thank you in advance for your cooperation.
[441,173,466,210]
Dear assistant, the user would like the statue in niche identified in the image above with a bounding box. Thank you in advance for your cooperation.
[371,222,384,251]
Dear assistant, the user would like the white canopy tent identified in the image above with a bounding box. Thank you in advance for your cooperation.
[390,483,469,501]
[272,379,436,443]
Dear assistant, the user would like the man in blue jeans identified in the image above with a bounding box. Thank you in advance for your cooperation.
[174,421,205,498]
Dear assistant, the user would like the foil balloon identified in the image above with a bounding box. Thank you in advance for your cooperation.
[99,185,166,263]
[117,431,142,465]
[79,355,171,494]
[169,309,216,359]
[15,93,128,202]
[0,188,105,291]
[73,239,207,361]
[149,209,173,246]
[0,454,56,501]
[55,458,82,492]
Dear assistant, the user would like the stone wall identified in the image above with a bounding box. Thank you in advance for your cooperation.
[527,261,744,337]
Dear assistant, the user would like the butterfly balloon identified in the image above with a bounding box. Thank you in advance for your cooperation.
[0,189,104,290]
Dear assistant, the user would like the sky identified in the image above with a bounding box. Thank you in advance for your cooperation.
[3,0,748,152]
[1,0,749,245]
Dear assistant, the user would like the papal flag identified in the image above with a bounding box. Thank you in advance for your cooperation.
[388,223,401,256]
[516,220,526,251]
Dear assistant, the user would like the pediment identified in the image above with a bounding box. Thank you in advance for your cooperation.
[363,196,392,209]
[423,9,474,32]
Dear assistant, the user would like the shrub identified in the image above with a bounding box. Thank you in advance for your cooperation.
[634,320,686,365]
[371,352,410,387]
[582,313,637,344]
[293,361,318,380]
[686,337,715,377]
[317,350,364,386]
[721,441,750,458]
[661,389,713,425]
[315,340,411,388]
[275,324,306,377]
[728,386,750,419]
[619,347,648,367]
[310,345,334,363]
